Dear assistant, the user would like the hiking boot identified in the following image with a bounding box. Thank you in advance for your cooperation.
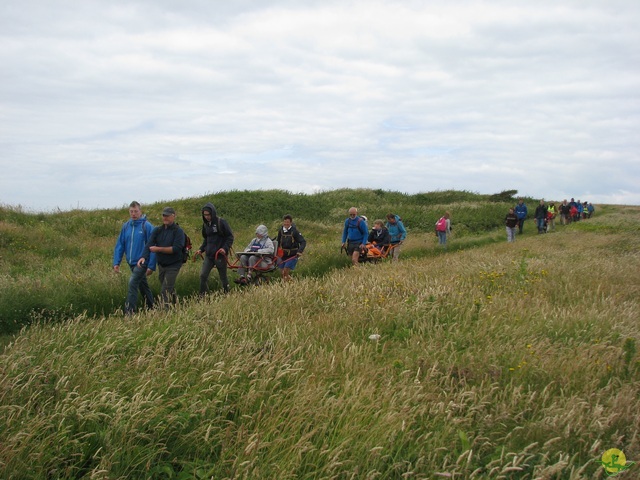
[234,277,244,284]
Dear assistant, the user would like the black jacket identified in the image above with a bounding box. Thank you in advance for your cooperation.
[199,203,234,259]
[277,224,306,259]
[505,213,519,228]
[534,204,547,220]
[142,222,185,268]
[368,227,391,246]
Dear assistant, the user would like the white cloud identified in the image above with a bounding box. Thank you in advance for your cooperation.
[1,0,639,211]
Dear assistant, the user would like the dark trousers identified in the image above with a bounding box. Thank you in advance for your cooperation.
[158,264,182,308]
[200,255,230,294]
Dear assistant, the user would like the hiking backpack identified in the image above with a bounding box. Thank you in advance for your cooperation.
[436,217,447,232]
[175,223,192,263]
[182,233,192,263]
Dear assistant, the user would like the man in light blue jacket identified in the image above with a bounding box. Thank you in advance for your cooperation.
[113,201,156,314]
[342,207,369,266]
[386,213,407,261]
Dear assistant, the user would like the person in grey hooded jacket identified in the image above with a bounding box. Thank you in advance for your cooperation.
[235,225,275,285]
[194,202,234,294]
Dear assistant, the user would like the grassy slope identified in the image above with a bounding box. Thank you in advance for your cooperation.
[0,192,639,479]
[0,189,520,335]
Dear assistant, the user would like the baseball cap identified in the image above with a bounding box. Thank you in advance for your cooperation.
[162,207,176,216]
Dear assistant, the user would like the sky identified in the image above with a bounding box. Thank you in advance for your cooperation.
[1,0,639,212]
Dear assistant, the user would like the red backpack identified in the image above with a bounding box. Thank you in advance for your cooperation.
[436,217,447,232]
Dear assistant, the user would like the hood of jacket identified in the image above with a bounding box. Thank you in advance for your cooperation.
[255,224,268,237]
[130,215,148,227]
[202,202,218,223]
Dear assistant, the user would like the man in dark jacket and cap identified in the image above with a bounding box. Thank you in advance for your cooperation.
[194,202,234,294]
[138,206,185,308]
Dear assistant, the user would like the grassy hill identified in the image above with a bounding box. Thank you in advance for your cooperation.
[0,189,525,335]
[0,190,639,478]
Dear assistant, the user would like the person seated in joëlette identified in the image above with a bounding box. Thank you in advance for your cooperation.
[234,225,275,285]
[367,219,391,254]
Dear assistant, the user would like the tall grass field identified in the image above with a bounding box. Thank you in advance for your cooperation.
[1,189,638,479]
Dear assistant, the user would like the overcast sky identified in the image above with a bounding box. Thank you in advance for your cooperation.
[1,0,639,211]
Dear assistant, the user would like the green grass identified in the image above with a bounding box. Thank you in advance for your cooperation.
[0,188,525,335]
[0,190,638,479]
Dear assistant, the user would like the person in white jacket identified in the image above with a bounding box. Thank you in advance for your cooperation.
[234,225,275,284]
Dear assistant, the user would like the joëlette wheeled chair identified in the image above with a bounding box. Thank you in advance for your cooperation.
[342,242,399,264]
[227,240,280,286]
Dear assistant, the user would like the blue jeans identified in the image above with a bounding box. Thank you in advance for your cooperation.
[278,256,299,270]
[536,218,545,232]
[125,264,154,314]
[437,231,447,245]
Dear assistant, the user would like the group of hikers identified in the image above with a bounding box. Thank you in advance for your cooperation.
[340,207,452,265]
[504,197,595,242]
[114,196,589,314]
[113,202,409,315]
[340,207,408,266]
[113,201,306,314]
